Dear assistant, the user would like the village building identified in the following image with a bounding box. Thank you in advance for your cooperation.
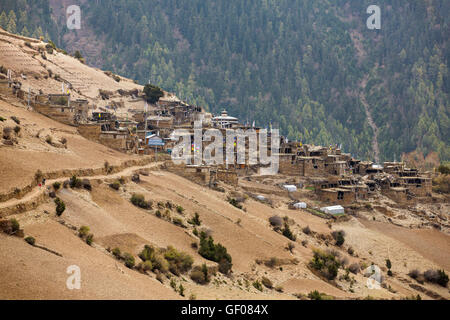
[212,110,240,129]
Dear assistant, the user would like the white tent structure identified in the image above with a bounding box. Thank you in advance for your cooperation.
[256,195,266,201]
[283,185,297,192]
[293,202,307,209]
[320,205,345,215]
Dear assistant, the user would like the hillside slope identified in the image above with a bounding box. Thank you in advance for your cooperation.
[2,0,443,164]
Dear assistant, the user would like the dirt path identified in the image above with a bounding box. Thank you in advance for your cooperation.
[360,75,380,163]
[0,160,163,211]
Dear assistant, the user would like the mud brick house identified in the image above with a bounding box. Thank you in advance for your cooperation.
[32,94,77,125]
[146,115,173,129]
[72,99,90,123]
[92,112,116,122]
[383,187,409,204]
[298,156,326,176]
[324,160,347,176]
[279,153,303,175]
[0,79,10,94]
[317,187,354,205]
[383,162,405,174]
[399,176,432,197]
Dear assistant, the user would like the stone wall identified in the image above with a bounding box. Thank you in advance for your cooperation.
[78,124,102,141]
[216,169,238,186]
[99,133,128,152]
[33,102,75,125]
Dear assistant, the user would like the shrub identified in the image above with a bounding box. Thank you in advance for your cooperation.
[228,197,243,209]
[139,260,153,273]
[282,223,296,241]
[112,247,122,259]
[307,290,332,300]
[437,270,449,287]
[170,278,177,290]
[60,137,67,145]
[34,170,43,183]
[176,205,184,214]
[190,269,207,284]
[0,219,20,235]
[432,175,450,194]
[261,277,273,289]
[423,269,449,287]
[347,247,354,255]
[331,230,345,247]
[269,215,283,228]
[173,217,185,228]
[218,259,232,275]
[86,234,94,246]
[265,257,282,269]
[78,226,90,238]
[123,253,135,269]
[190,264,212,285]
[156,272,164,283]
[14,126,20,134]
[131,193,152,209]
[253,280,263,291]
[179,284,185,297]
[437,164,450,175]
[54,198,66,216]
[188,212,202,226]
[2,126,12,139]
[139,245,155,262]
[74,50,83,60]
[386,259,392,270]
[11,116,20,125]
[82,179,92,191]
[198,232,232,274]
[302,226,311,235]
[139,245,171,274]
[69,175,82,189]
[287,242,295,253]
[25,236,35,246]
[10,219,20,233]
[143,84,164,104]
[424,269,439,283]
[309,249,340,280]
[349,263,360,275]
[53,182,61,191]
[408,269,420,279]
[109,181,120,191]
[164,246,194,275]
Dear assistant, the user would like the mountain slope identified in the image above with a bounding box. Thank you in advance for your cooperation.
[1,1,448,164]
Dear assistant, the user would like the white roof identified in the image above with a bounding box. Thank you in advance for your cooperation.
[283,185,298,192]
[293,202,307,209]
[320,205,345,215]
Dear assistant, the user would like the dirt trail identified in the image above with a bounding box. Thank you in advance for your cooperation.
[0,160,163,212]
[360,75,380,163]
